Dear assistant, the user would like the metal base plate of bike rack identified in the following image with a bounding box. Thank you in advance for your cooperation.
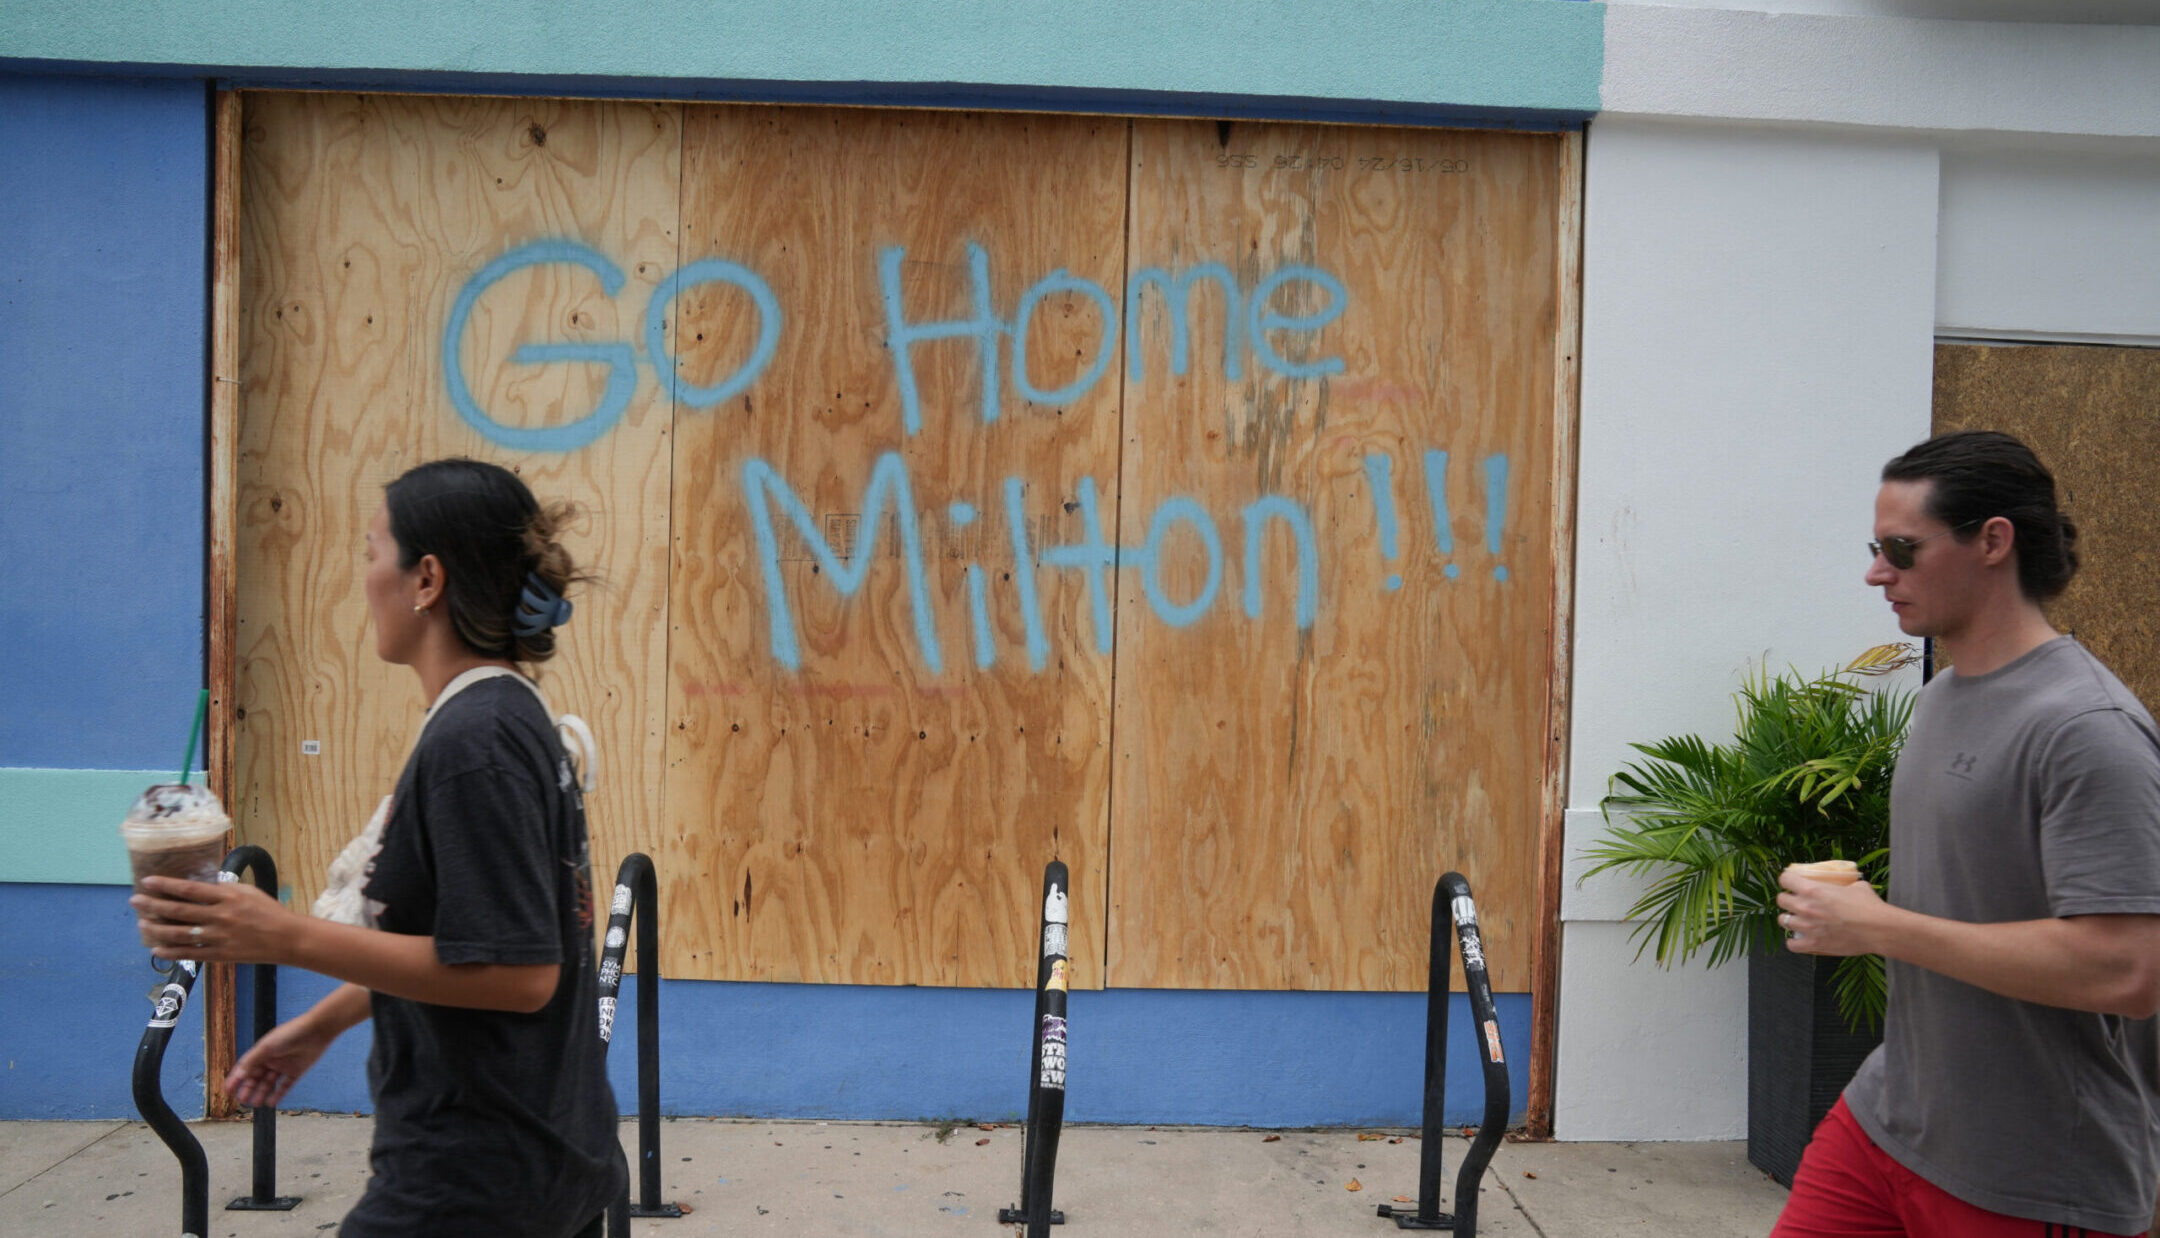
[630,1201,686,1218]
[1374,1202,1457,1230]
[227,1195,303,1211]
[996,1207,1066,1225]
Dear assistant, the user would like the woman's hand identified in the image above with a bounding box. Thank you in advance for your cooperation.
[132,876,298,965]
[226,1015,335,1108]
[224,983,372,1109]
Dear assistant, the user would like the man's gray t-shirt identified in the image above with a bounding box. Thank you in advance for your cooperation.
[1844,637,2160,1233]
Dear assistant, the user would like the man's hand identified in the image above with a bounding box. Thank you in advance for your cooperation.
[1777,871,1890,958]
[1779,871,2160,1017]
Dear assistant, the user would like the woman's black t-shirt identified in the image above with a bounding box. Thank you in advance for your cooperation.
[349,675,622,1238]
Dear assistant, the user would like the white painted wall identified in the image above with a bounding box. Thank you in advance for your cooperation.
[1602,3,2160,137]
[1559,119,1938,1139]
[1563,2,2160,1142]
[1937,144,2160,344]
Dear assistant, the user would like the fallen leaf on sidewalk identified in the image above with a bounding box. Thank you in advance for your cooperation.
[1522,1171,1537,1180]
[1358,1133,1386,1142]
[1262,1134,1282,1143]
[975,1138,990,1146]
[976,1123,1001,1131]
[1346,1179,1363,1192]
[1388,1137,1403,1144]
[1393,1196,1413,1204]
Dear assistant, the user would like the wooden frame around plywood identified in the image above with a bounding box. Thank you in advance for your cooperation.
[1524,127,1583,1140]
[205,87,245,1119]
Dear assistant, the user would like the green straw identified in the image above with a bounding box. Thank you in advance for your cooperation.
[178,688,209,786]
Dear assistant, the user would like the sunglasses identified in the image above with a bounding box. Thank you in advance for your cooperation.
[1869,517,1984,570]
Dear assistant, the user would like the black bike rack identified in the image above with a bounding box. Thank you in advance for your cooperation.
[1375,872,1510,1235]
[132,844,300,1238]
[596,852,679,1234]
[134,955,209,1238]
[1000,859,1071,1235]
[220,845,302,1213]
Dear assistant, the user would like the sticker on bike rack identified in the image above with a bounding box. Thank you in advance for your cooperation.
[148,982,189,1029]
[611,884,633,916]
[1483,1019,1505,1064]
[606,925,627,950]
[1038,1015,1068,1090]
[1042,922,1068,959]
[598,957,622,989]
[1045,958,1069,992]
[598,995,618,1044]
[1457,926,1486,973]
[1450,895,1477,927]
[1044,882,1069,925]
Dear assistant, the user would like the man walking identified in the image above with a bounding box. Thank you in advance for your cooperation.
[1773,429,2160,1237]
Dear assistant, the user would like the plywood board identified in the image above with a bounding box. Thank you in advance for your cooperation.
[234,96,1578,998]
[234,94,679,916]
[663,107,1125,986]
[1934,342,2160,714]
[1108,123,1563,991]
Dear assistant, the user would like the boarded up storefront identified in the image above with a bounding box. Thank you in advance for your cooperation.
[227,93,1577,1007]
[1933,342,2160,713]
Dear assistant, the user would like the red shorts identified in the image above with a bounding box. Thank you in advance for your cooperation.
[1771,1097,2146,1238]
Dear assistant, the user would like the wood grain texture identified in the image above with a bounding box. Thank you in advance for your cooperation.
[1107,122,1564,992]
[1933,342,2160,713]
[1525,128,1584,1138]
[235,94,679,921]
[234,98,1578,997]
[663,107,1124,986]
[206,88,246,1121]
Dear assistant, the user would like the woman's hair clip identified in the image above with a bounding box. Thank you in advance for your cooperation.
[514,572,574,637]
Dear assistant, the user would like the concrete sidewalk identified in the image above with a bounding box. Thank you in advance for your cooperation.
[2,1115,1787,1237]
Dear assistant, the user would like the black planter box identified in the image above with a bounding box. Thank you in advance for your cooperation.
[1747,947,1884,1187]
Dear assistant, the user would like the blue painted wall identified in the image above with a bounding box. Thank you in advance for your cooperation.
[0,1,1585,1122]
[11,873,1530,1124]
[1,884,207,1118]
[0,73,208,772]
[227,922,1536,1127]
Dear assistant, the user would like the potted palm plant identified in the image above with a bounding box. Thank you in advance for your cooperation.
[1580,643,1917,1186]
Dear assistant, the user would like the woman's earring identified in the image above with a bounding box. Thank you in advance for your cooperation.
[413,602,429,615]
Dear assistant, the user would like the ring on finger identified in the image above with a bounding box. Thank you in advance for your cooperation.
[189,924,205,941]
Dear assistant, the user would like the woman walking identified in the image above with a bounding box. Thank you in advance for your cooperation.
[132,458,623,1237]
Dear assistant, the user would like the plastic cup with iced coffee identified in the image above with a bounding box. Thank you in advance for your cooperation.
[122,782,231,919]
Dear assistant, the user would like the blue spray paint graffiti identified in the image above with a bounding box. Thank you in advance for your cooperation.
[1483,453,1511,582]
[443,240,780,452]
[1424,449,1458,581]
[442,242,1514,675]
[738,450,1504,674]
[1364,453,1402,592]
[447,241,1346,449]
[881,245,1347,437]
[742,453,944,674]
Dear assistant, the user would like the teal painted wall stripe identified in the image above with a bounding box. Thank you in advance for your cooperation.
[1,0,1603,117]
[0,769,208,885]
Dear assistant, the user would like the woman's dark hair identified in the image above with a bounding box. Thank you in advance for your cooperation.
[384,458,589,664]
[1881,429,2079,601]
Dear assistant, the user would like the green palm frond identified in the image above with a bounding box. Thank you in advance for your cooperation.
[1585,646,1916,1031]
[1830,953,1887,1033]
